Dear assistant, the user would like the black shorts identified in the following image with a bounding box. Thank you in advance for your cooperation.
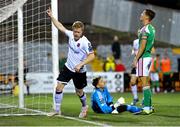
[57,65,87,89]
[131,67,136,75]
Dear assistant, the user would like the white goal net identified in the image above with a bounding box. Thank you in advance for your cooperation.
[0,0,57,116]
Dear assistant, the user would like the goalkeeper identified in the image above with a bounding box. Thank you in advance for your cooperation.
[91,77,142,114]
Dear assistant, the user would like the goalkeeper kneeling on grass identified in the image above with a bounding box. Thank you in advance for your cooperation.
[91,76,142,114]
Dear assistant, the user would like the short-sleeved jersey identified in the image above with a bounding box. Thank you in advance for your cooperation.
[132,39,139,55]
[91,87,113,114]
[64,30,94,73]
[138,24,155,58]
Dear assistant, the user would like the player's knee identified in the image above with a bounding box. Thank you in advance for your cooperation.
[76,92,80,96]
[75,89,83,96]
[56,82,65,92]
[130,80,136,86]
[56,86,62,92]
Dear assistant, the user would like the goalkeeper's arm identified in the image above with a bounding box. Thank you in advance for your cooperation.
[46,7,67,33]
[92,93,114,113]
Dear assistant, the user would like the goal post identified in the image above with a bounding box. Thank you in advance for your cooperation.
[0,0,58,116]
[51,0,59,110]
[0,0,27,23]
[18,6,24,108]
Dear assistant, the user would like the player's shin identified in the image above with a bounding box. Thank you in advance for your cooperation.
[143,86,152,112]
[156,81,160,93]
[151,81,156,94]
[131,85,138,99]
[78,92,88,118]
[79,92,87,107]
[127,105,142,114]
[143,86,151,106]
[116,105,127,113]
[55,91,63,113]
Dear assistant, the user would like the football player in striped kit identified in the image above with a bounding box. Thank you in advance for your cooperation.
[47,7,95,118]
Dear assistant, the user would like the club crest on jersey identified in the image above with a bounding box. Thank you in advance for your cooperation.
[77,43,80,47]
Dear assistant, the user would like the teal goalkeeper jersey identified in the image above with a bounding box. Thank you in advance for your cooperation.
[138,24,155,58]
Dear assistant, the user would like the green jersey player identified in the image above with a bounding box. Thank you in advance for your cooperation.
[132,9,156,115]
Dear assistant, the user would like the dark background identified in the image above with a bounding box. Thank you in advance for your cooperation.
[131,0,180,9]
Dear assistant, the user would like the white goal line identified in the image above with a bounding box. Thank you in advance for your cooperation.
[0,102,107,126]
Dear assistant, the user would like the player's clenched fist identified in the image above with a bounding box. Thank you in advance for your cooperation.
[46,7,52,17]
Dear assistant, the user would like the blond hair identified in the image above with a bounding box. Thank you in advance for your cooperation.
[72,21,84,31]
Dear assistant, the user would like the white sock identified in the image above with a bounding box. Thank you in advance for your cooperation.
[143,106,151,110]
[131,85,138,99]
[55,91,63,112]
[157,87,160,92]
[152,88,155,94]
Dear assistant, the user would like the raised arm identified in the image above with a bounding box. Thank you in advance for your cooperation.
[46,7,67,33]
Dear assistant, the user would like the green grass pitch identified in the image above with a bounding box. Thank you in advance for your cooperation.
[0,92,180,126]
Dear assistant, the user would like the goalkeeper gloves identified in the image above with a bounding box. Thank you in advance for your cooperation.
[113,97,125,108]
[112,109,118,114]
